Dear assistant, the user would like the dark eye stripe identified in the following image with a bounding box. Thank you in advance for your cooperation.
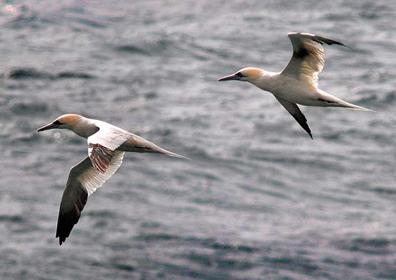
[53,120,62,125]
[236,72,244,77]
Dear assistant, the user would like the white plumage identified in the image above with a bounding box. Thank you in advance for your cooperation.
[219,32,373,138]
[37,114,187,245]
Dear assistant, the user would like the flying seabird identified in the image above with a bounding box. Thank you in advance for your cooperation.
[37,114,187,245]
[219,32,372,138]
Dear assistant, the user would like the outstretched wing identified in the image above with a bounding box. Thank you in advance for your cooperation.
[281,32,345,88]
[56,152,124,245]
[275,96,313,139]
[87,121,130,173]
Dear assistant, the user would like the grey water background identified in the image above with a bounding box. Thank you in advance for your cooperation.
[0,0,395,279]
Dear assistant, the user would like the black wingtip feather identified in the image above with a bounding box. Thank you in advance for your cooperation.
[56,188,88,246]
[303,124,313,139]
[313,35,348,48]
[289,105,313,139]
[275,97,315,140]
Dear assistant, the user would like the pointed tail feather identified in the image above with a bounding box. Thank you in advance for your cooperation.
[124,135,191,160]
[152,145,191,160]
[347,105,374,112]
[318,93,374,112]
[165,151,191,160]
[338,101,374,112]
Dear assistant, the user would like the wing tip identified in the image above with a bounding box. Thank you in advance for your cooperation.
[304,125,313,139]
[287,31,347,48]
[56,229,68,245]
[57,235,66,246]
[319,37,346,47]
[55,187,87,246]
[56,225,70,246]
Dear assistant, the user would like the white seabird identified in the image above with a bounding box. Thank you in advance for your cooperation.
[37,114,187,245]
[219,32,372,138]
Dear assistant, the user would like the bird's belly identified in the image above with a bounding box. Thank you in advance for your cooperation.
[264,77,317,105]
[273,87,318,105]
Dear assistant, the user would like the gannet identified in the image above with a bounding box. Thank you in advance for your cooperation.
[219,32,372,138]
[37,114,187,245]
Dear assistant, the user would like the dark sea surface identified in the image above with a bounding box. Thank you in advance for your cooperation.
[0,0,395,279]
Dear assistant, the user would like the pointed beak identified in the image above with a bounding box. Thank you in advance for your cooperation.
[218,73,240,81]
[37,122,58,132]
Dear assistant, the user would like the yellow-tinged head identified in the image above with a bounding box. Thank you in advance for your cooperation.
[56,114,82,126]
[37,114,83,132]
[218,67,264,82]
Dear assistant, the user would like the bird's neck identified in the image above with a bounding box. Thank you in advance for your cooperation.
[249,71,278,92]
[71,118,99,138]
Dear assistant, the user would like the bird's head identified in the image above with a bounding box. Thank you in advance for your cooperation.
[218,67,264,83]
[37,114,83,132]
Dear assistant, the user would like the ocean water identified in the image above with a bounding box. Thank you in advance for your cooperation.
[0,0,395,279]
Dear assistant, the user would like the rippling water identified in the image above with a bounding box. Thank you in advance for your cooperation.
[1,0,395,279]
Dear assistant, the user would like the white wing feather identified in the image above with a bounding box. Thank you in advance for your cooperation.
[56,152,124,244]
[281,32,345,88]
[79,151,125,195]
[86,120,129,173]
[87,120,131,151]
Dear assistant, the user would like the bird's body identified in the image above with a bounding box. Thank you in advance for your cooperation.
[249,72,319,105]
[219,32,372,138]
[250,71,368,108]
[37,114,186,245]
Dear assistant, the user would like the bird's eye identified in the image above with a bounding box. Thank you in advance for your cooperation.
[53,120,62,125]
[236,72,244,78]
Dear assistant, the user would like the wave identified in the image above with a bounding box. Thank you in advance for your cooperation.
[4,67,95,80]
[333,237,394,255]
[0,214,25,223]
[8,99,49,115]
[113,38,176,56]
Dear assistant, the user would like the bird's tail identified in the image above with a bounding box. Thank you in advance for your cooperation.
[152,145,191,160]
[162,149,191,160]
[318,92,374,112]
[337,100,374,112]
